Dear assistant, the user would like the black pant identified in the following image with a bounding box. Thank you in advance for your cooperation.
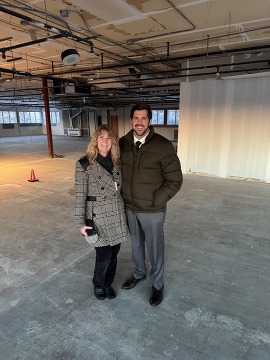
[93,243,121,288]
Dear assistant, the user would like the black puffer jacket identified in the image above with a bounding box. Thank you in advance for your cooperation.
[119,126,183,212]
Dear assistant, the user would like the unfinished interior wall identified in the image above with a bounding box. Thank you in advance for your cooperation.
[179,77,270,183]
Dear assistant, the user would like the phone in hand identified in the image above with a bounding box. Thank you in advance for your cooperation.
[86,227,97,236]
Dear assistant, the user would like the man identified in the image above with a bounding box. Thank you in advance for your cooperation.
[119,102,183,306]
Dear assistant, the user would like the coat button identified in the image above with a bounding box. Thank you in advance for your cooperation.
[101,187,104,190]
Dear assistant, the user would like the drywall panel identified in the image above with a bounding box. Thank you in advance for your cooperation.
[179,77,270,182]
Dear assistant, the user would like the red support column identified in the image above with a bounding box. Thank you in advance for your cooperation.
[42,77,54,158]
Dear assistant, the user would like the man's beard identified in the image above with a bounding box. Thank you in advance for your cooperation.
[134,125,149,137]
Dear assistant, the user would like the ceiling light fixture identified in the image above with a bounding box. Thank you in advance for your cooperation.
[60,9,69,17]
[2,51,6,62]
[61,49,80,66]
[128,66,141,78]
[89,41,94,56]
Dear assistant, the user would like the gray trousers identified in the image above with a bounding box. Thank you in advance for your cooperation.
[126,209,166,290]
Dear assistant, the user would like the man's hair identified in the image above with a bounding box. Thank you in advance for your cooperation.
[86,124,120,165]
[130,102,152,120]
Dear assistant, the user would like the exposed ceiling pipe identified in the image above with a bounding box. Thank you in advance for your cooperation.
[87,65,270,87]
[165,0,195,30]
[69,109,83,129]
[0,36,13,43]
[0,0,268,84]
[0,66,53,80]
[0,5,63,33]
[127,0,195,44]
[4,2,159,71]
[0,5,97,49]
[0,80,180,98]
[123,1,196,45]
[158,25,270,52]
[51,43,270,77]
[167,42,170,59]
[92,23,270,70]
[87,68,270,89]
[0,56,269,86]
[75,58,270,83]
[0,34,65,53]
[57,6,172,69]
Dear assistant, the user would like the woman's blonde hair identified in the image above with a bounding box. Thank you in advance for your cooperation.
[86,124,121,165]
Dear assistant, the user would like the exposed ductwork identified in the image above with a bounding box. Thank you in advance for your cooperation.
[0,0,269,108]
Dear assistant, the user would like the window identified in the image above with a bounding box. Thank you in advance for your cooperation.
[0,111,17,124]
[42,111,61,124]
[167,109,179,125]
[151,108,179,126]
[0,110,61,126]
[152,110,165,125]
[19,111,42,123]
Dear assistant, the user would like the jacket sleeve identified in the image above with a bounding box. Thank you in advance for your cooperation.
[153,143,183,208]
[74,160,88,230]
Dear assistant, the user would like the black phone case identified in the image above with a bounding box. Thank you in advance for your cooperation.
[86,227,97,236]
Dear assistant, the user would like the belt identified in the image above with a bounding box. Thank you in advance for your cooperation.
[86,196,96,201]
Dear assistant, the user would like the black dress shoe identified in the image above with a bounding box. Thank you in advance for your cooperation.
[149,286,164,306]
[94,286,106,300]
[121,275,146,290]
[105,286,116,299]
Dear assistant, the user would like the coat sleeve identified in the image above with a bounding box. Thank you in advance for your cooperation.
[153,143,183,208]
[74,160,88,230]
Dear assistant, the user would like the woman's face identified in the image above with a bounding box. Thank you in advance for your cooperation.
[97,130,112,157]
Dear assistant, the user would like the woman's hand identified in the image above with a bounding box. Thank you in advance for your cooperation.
[80,225,93,236]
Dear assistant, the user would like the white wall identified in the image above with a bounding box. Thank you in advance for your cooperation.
[0,123,43,137]
[0,107,62,137]
[154,127,177,140]
[179,77,270,183]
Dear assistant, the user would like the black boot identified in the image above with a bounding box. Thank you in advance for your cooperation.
[105,286,116,299]
[94,286,106,300]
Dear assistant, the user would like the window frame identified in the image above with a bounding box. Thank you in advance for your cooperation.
[42,111,61,124]
[0,110,17,124]
[19,111,42,124]
[151,108,179,126]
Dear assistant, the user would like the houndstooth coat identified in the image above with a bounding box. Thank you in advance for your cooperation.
[74,159,129,247]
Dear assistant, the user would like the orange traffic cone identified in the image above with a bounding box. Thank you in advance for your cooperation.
[28,169,39,182]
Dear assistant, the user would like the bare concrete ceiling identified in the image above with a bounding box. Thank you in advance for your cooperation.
[0,0,270,108]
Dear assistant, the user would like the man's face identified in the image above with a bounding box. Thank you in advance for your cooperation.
[130,110,152,139]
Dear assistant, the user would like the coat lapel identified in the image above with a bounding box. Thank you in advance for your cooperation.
[93,161,115,196]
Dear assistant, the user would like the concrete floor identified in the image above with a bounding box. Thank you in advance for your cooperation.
[0,135,269,360]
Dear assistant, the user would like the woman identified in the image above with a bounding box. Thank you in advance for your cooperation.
[75,124,129,300]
